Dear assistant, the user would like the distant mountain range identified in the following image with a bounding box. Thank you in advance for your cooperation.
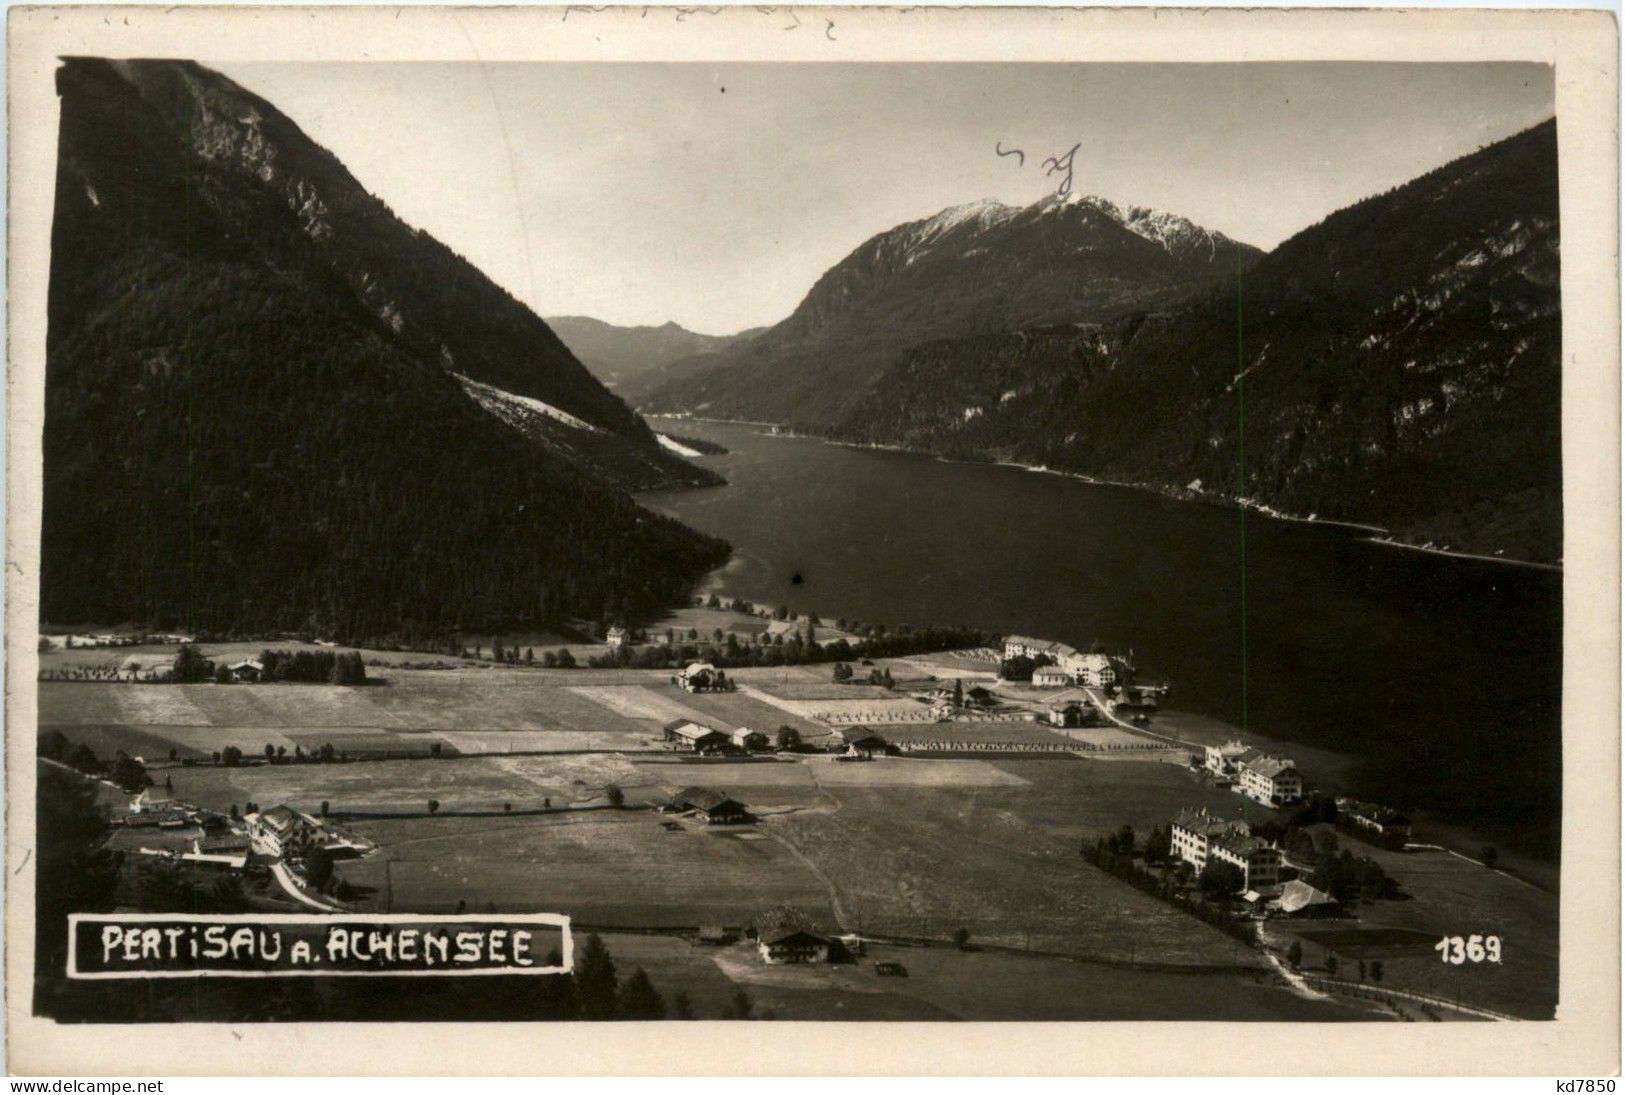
[43,59,727,639]
[545,315,761,398]
[642,122,1562,563]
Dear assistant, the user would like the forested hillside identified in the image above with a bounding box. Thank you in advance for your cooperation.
[42,58,728,640]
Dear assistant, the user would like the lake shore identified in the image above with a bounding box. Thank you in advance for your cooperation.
[644,413,1561,571]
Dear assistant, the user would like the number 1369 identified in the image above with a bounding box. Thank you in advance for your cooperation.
[1435,934,1502,964]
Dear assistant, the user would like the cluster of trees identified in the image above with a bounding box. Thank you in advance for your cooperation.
[580,624,988,673]
[1079,829,1257,949]
[254,649,369,685]
[39,732,151,794]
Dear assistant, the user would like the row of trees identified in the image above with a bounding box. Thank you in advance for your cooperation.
[39,733,151,794]
[1080,830,1258,948]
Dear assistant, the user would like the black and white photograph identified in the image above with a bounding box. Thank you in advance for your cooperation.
[4,3,1618,1079]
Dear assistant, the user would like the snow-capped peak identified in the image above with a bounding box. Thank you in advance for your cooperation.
[1032,191,1233,258]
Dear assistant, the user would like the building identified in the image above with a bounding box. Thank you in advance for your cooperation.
[835,726,889,757]
[1112,685,1162,711]
[757,928,830,965]
[1204,739,1252,779]
[731,727,768,752]
[1237,754,1304,808]
[247,804,315,858]
[674,662,726,693]
[1063,651,1129,689]
[1046,695,1095,728]
[662,719,731,753]
[670,786,750,824]
[1169,807,1253,872]
[1337,798,1413,841]
[1208,833,1283,891]
[1275,879,1340,917]
[1003,635,1066,661]
[1032,665,1072,688]
[227,658,264,683]
[606,627,628,648]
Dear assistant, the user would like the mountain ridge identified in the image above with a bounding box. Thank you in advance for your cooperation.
[42,58,729,638]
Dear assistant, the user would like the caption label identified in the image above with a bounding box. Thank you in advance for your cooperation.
[68,912,572,979]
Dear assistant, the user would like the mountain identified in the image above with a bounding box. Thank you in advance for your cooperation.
[42,58,729,639]
[647,122,1563,564]
[545,315,761,398]
[639,193,1263,425]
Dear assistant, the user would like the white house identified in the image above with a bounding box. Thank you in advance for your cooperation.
[1204,739,1252,779]
[1237,754,1304,808]
[1032,665,1072,687]
[1208,833,1283,891]
[1169,807,1252,872]
[606,627,628,648]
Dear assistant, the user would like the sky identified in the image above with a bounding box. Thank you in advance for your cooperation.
[219,61,1554,335]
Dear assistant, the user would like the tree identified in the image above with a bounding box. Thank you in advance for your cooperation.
[1325,954,1340,977]
[1143,825,1172,863]
[1370,960,1385,982]
[304,845,335,891]
[617,967,666,1019]
[1481,846,1499,869]
[776,725,801,751]
[604,784,625,807]
[1287,940,1303,970]
[39,730,71,762]
[427,799,440,815]
[555,648,576,669]
[429,742,443,759]
[108,752,151,794]
[221,745,243,767]
[671,992,695,1020]
[952,927,971,951]
[952,678,964,708]
[1198,859,1245,897]
[66,742,102,775]
[574,934,619,1020]
[34,765,120,985]
[320,800,330,818]
[831,662,853,682]
[172,643,214,683]
[725,987,754,1020]
[264,743,276,762]
[213,663,233,684]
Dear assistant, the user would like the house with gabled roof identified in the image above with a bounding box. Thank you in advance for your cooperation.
[1238,754,1304,807]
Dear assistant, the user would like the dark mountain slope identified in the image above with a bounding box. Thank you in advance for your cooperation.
[43,58,728,639]
[545,315,760,398]
[640,195,1262,426]
[834,121,1562,562]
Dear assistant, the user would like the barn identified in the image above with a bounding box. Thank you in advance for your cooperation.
[670,786,750,824]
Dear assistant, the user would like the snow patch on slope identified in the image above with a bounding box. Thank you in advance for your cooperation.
[455,373,601,433]
[656,433,703,458]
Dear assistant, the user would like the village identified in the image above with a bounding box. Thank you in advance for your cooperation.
[35,612,1555,1022]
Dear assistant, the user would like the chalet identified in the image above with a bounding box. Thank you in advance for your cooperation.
[731,727,769,752]
[1046,698,1093,728]
[1208,833,1283,891]
[1032,665,1073,688]
[669,786,750,824]
[1237,754,1304,808]
[835,726,889,758]
[606,627,628,649]
[1169,807,1252,872]
[228,658,264,683]
[1112,685,1161,711]
[757,928,830,965]
[662,720,731,753]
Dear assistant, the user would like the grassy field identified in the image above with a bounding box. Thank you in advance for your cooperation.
[589,932,1371,1021]
[1271,840,1559,1019]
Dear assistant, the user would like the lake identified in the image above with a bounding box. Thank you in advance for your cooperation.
[641,420,1563,862]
